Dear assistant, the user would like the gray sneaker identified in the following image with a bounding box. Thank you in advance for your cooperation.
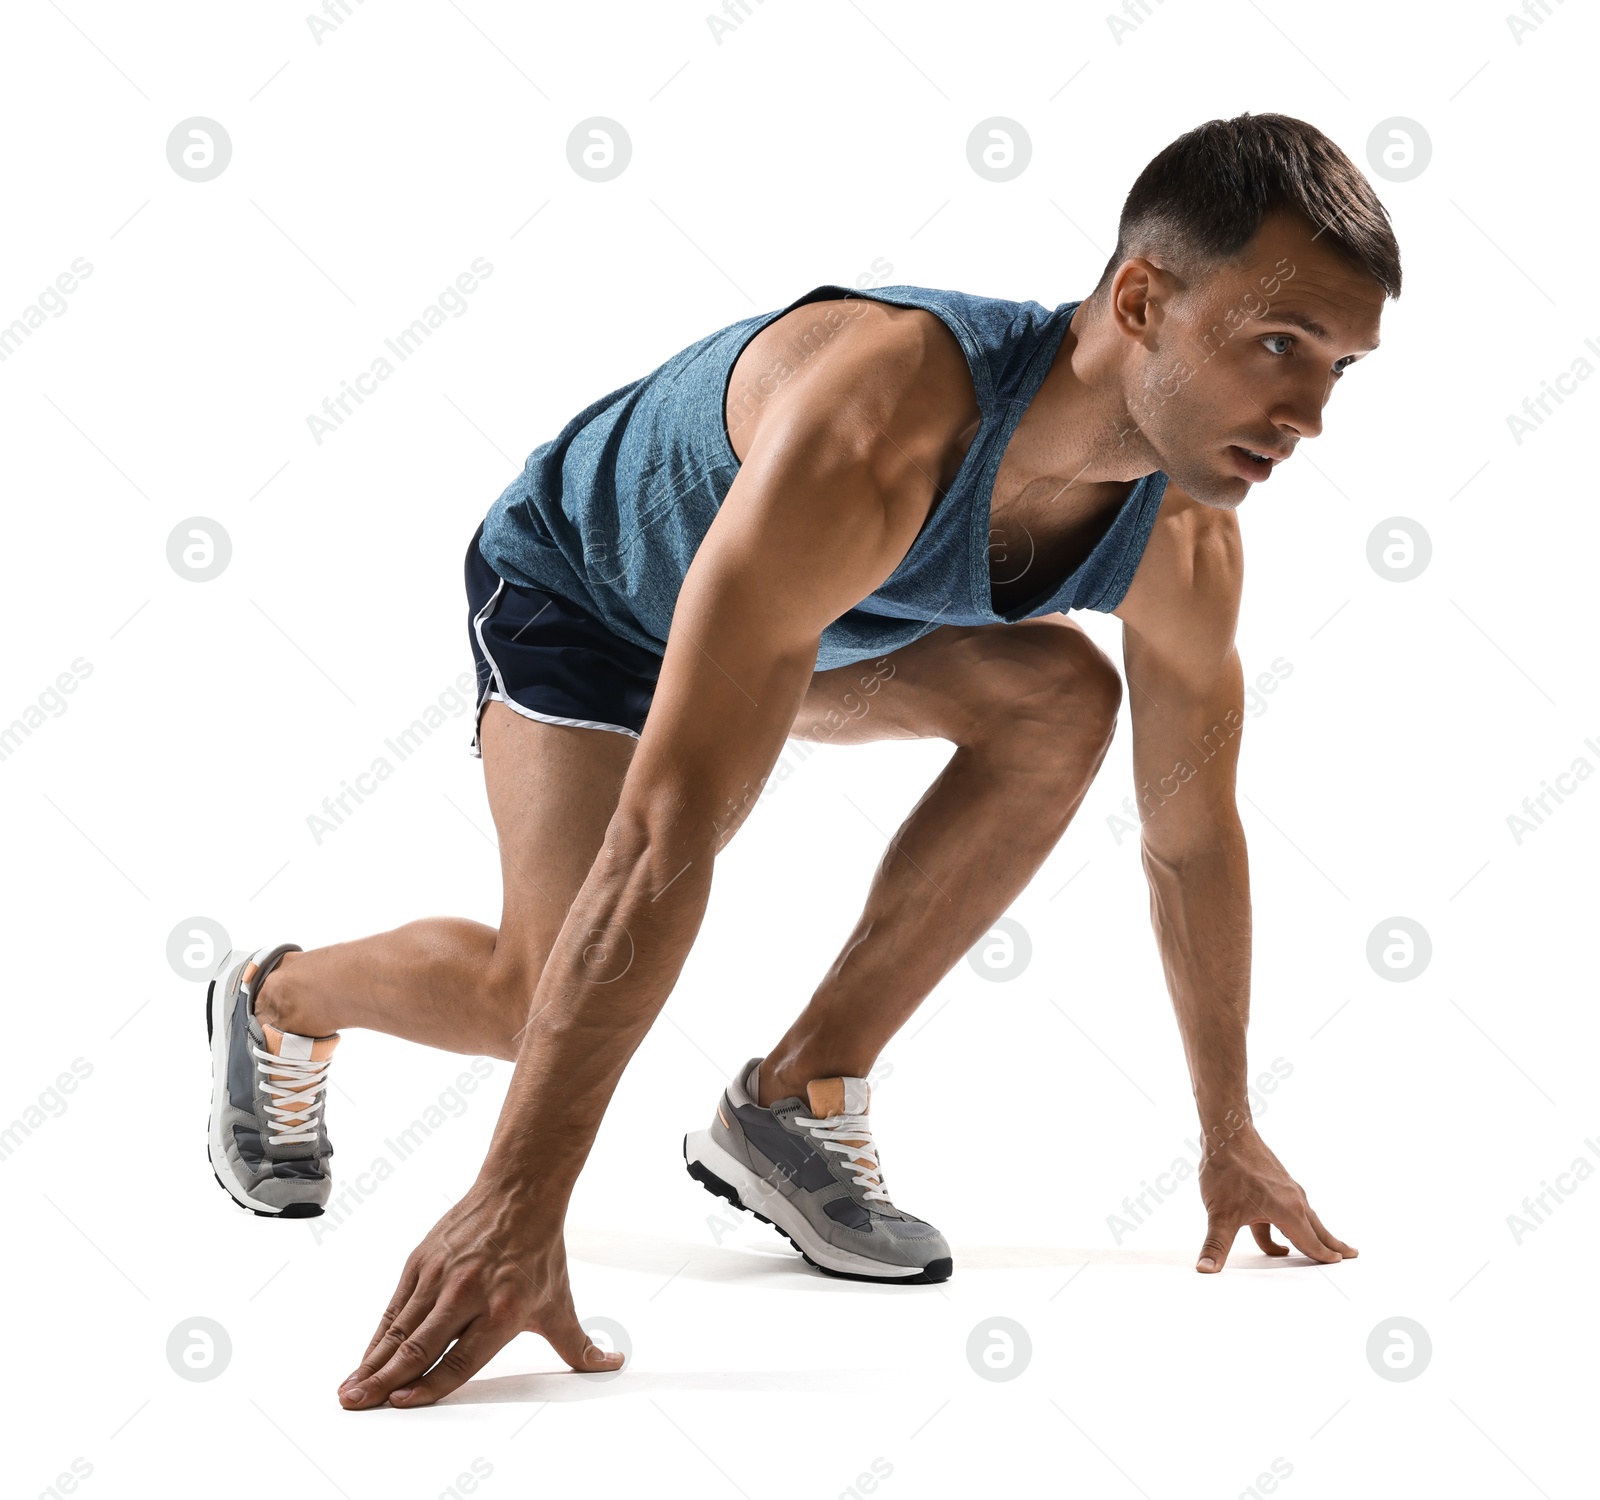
[206,943,339,1218]
[684,1057,952,1283]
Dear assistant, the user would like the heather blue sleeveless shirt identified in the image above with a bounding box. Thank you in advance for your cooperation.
[478,283,1170,673]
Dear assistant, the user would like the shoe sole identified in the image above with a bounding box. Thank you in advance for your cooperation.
[683,1129,951,1285]
[205,950,322,1220]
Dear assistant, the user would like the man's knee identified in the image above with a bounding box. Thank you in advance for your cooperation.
[1052,629,1123,740]
[483,946,544,1052]
[964,625,1122,755]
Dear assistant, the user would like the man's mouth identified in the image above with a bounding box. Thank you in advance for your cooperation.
[1227,445,1288,482]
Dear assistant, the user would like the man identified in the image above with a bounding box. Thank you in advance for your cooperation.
[202,111,1397,1408]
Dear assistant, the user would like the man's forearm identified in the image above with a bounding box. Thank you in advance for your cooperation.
[1139,807,1253,1142]
[477,816,716,1207]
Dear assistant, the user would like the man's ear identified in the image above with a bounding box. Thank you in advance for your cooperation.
[1108,256,1174,344]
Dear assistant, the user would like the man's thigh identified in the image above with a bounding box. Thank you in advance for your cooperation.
[475,615,1115,972]
[478,699,637,986]
[788,613,1117,747]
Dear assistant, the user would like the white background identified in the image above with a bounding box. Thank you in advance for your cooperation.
[2,1,1596,1496]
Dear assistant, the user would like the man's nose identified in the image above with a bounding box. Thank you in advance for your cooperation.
[1274,387,1324,442]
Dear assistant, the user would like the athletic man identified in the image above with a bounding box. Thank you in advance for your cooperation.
[202,112,1398,1409]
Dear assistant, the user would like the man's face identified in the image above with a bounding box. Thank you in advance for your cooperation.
[1120,210,1387,509]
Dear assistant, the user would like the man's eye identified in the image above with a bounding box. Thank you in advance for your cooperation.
[1262,333,1357,377]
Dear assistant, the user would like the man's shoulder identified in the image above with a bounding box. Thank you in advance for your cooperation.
[794,293,978,429]
[733,292,980,502]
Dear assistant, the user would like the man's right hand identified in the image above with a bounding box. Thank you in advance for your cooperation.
[337,1182,623,1410]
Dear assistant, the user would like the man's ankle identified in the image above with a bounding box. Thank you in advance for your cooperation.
[755,1062,796,1109]
[255,953,323,1036]
[756,1052,872,1109]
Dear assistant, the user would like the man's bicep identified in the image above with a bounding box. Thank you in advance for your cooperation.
[618,431,925,847]
[1117,486,1246,842]
[1123,625,1247,850]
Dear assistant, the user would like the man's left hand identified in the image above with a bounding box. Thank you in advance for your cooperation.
[1194,1121,1357,1273]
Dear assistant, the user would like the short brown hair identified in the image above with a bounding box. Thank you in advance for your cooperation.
[1093,112,1402,300]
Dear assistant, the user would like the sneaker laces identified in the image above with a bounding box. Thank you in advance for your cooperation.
[793,1108,891,1203]
[252,1043,332,1146]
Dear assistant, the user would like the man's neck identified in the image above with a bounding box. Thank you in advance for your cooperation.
[1004,296,1161,495]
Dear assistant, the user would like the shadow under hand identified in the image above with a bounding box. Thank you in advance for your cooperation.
[444,1366,878,1405]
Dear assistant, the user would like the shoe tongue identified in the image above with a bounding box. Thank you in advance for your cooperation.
[260,1024,340,1063]
[805,1076,870,1118]
[804,1077,877,1184]
[259,1025,339,1133]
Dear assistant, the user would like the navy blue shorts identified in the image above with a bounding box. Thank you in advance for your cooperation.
[465,519,661,757]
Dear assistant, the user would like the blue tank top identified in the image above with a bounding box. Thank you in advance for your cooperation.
[478,283,1169,673]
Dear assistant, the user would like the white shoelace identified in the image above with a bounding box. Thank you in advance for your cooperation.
[794,1109,891,1203]
[252,1043,332,1146]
